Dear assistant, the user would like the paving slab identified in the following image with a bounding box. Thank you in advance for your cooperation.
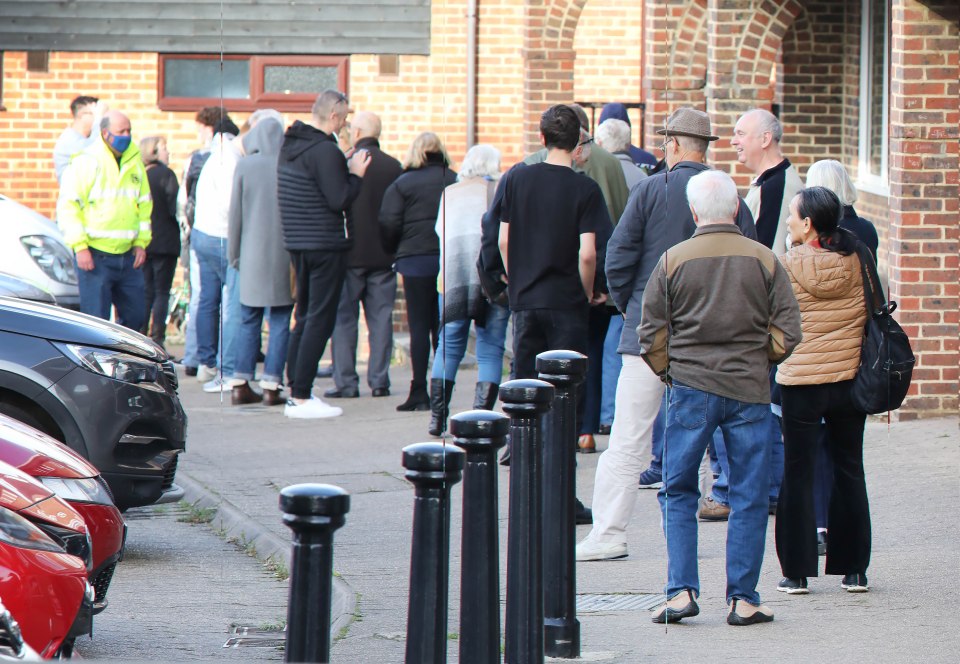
[176,364,960,662]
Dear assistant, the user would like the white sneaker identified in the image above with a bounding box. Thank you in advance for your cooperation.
[196,364,218,382]
[284,396,343,419]
[202,377,232,393]
[575,537,628,561]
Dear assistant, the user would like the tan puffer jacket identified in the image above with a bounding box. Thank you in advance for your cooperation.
[777,244,866,385]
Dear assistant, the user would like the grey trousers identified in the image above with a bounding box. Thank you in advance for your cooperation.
[332,267,397,391]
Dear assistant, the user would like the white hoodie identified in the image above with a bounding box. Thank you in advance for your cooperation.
[192,133,241,239]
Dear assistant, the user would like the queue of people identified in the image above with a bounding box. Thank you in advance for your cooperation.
[54,92,883,624]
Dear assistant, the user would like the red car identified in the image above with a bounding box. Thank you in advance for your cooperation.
[0,470,93,658]
[0,414,124,614]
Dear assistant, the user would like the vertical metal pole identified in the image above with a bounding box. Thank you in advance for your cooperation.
[450,409,510,664]
[500,379,555,664]
[280,483,351,664]
[537,350,588,658]
[403,442,465,664]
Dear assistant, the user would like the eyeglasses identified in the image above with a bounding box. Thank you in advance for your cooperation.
[577,137,594,148]
[657,137,675,153]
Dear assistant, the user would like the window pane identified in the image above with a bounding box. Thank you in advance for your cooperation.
[164,59,250,99]
[264,66,338,95]
[867,0,886,177]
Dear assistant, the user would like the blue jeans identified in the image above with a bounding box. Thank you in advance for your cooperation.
[430,300,510,384]
[76,248,145,331]
[192,230,237,376]
[658,383,771,605]
[182,247,201,367]
[710,409,783,505]
[234,305,293,385]
[600,315,623,424]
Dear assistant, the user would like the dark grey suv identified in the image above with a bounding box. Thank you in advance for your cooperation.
[0,297,187,510]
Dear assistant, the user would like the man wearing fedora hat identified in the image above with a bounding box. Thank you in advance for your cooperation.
[576,107,757,564]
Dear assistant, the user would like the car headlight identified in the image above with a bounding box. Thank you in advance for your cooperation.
[34,522,93,571]
[39,477,115,506]
[0,508,65,554]
[20,235,78,285]
[57,344,163,390]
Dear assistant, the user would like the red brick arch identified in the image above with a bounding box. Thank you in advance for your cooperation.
[521,0,589,152]
[734,0,803,88]
[668,0,708,85]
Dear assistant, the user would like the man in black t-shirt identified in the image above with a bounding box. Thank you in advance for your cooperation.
[499,104,612,379]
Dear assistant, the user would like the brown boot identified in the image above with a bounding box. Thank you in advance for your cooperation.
[262,388,285,406]
[577,434,596,454]
[231,382,263,406]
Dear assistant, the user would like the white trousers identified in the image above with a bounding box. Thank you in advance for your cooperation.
[589,354,665,544]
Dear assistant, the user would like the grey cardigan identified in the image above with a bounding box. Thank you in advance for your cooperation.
[228,119,294,308]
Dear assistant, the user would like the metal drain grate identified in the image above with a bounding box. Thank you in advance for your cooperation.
[223,624,286,649]
[576,593,664,613]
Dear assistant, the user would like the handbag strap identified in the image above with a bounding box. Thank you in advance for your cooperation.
[854,242,885,317]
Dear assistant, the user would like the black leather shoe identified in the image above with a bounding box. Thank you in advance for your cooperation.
[184,365,198,377]
[372,387,390,397]
[597,423,612,435]
[575,498,593,525]
[324,387,359,399]
[316,363,334,378]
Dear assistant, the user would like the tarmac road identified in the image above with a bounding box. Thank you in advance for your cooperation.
[74,502,288,661]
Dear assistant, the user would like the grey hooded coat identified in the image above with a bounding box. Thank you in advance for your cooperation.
[228,118,295,308]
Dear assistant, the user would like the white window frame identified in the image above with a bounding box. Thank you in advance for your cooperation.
[857,0,889,195]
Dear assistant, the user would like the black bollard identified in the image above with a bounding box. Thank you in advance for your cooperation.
[280,483,351,664]
[537,350,588,658]
[499,379,555,664]
[403,442,465,664]
[450,410,510,664]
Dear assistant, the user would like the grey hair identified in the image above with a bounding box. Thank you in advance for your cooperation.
[749,108,783,143]
[686,169,739,224]
[457,144,501,181]
[100,116,110,131]
[312,89,348,121]
[249,108,285,129]
[595,119,631,153]
[676,134,710,154]
[805,159,858,206]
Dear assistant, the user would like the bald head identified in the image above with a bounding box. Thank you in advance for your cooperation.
[100,110,132,155]
[732,108,784,174]
[352,111,382,140]
[101,110,130,134]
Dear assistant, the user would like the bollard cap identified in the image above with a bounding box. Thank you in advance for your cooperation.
[450,410,509,451]
[279,483,350,517]
[536,350,588,386]
[402,441,466,474]
[498,379,554,416]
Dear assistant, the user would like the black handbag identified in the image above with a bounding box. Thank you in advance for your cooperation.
[850,243,915,414]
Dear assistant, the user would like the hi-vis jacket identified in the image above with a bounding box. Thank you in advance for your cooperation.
[57,136,152,254]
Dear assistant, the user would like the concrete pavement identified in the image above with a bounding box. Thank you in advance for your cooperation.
[175,363,959,662]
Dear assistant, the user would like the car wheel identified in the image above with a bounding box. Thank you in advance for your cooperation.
[0,400,59,439]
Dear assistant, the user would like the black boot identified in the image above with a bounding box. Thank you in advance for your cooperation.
[428,379,455,436]
[472,381,499,410]
[396,381,430,412]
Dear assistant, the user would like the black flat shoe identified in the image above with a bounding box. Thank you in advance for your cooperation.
[651,590,699,624]
[727,599,774,626]
[372,387,390,397]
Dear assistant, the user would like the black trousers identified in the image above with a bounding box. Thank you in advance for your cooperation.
[402,275,439,389]
[286,250,347,400]
[776,380,870,578]
[511,307,588,380]
[142,254,178,346]
[579,305,611,435]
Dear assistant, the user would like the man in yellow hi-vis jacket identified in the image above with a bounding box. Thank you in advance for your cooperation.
[57,110,152,331]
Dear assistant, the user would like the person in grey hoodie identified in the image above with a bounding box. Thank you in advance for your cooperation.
[228,116,295,406]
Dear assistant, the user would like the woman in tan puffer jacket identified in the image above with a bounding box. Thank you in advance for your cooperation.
[774,187,872,596]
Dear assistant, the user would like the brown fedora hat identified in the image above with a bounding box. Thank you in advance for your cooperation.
[656,107,719,141]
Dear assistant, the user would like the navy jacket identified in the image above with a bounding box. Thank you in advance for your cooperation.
[606,161,757,356]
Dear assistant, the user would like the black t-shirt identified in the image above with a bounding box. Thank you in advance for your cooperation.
[501,162,611,310]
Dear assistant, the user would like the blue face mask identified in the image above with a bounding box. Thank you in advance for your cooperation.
[107,132,132,153]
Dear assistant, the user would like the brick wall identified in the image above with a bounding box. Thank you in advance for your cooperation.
[885,0,959,418]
